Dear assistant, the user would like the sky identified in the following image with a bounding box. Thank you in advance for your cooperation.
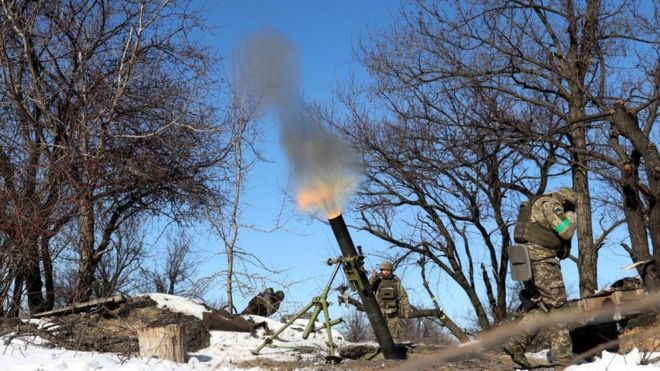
[188,0,408,318]
[162,0,643,329]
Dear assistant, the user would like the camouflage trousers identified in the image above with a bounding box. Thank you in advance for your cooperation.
[385,313,401,341]
[508,250,573,365]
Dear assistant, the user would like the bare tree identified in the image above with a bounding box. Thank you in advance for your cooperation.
[95,218,147,298]
[341,308,371,343]
[351,0,659,297]
[399,315,455,345]
[141,231,202,297]
[606,101,660,289]
[205,91,262,314]
[419,257,469,343]
[0,0,231,313]
[332,82,560,330]
[204,75,293,314]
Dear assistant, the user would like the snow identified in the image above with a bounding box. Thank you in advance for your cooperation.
[0,293,349,370]
[565,349,660,370]
[145,293,209,320]
[518,348,660,371]
[1,294,658,370]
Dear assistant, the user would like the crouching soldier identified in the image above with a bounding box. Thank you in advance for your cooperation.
[241,288,285,317]
[370,260,411,341]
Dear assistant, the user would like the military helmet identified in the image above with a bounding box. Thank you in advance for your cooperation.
[555,187,578,206]
[274,290,285,300]
[380,260,394,271]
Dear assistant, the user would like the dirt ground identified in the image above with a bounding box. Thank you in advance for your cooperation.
[234,321,660,370]
[235,348,520,370]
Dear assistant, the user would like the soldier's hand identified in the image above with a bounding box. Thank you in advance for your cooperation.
[404,311,410,319]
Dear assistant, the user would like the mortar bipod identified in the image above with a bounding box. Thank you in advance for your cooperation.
[251,256,346,364]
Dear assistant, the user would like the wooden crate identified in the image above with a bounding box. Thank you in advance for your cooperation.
[575,289,647,323]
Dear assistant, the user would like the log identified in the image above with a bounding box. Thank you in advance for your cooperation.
[338,294,471,343]
[202,310,271,334]
[339,295,441,318]
[32,295,126,318]
[138,324,186,363]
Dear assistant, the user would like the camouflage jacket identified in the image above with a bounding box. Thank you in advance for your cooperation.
[369,274,411,316]
[528,193,577,259]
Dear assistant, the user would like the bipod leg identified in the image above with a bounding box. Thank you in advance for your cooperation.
[302,298,323,339]
[253,259,345,358]
[321,297,342,364]
[305,258,344,363]
[252,299,316,355]
[302,259,342,342]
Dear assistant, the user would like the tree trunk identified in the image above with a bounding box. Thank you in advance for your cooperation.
[9,273,24,317]
[481,264,500,323]
[75,257,97,303]
[419,259,470,342]
[408,309,470,343]
[138,324,186,363]
[651,198,660,290]
[340,295,470,343]
[449,262,491,330]
[620,160,660,290]
[24,240,45,314]
[75,194,96,302]
[612,102,660,291]
[571,120,597,297]
[496,216,510,323]
[226,252,234,314]
[40,237,55,311]
[564,0,599,298]
[0,264,13,316]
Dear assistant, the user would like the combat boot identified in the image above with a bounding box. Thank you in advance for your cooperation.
[502,341,532,369]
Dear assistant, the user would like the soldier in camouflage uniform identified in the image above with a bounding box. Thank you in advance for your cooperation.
[240,288,285,317]
[503,188,578,370]
[369,260,411,341]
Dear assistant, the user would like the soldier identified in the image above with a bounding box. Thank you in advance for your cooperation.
[503,187,578,370]
[240,288,285,317]
[369,260,411,341]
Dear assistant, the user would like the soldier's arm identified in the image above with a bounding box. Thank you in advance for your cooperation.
[369,274,379,291]
[541,200,576,240]
[397,281,411,317]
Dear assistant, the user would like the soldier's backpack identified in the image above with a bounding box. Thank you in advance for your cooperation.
[513,194,562,250]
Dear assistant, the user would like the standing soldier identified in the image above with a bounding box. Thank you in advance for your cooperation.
[370,260,411,341]
[504,188,578,370]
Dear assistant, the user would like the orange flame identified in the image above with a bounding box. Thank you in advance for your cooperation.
[297,179,342,218]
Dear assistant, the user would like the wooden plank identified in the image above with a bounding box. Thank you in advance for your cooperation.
[570,288,647,325]
[32,295,126,318]
[138,324,186,363]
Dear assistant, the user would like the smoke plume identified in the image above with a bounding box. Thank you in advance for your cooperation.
[233,30,362,217]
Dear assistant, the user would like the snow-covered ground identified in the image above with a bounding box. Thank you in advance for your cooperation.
[524,349,660,370]
[0,294,658,370]
[0,293,351,371]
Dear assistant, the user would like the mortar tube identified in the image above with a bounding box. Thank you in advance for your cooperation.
[328,214,406,360]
